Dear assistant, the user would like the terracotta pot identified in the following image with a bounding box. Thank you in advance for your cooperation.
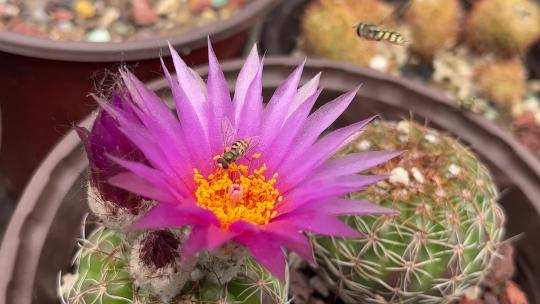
[0,0,281,198]
[1,58,539,304]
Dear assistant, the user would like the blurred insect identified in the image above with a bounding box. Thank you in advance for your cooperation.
[355,23,408,45]
[354,0,411,45]
[214,118,259,169]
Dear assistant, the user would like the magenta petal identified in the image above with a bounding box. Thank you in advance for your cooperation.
[278,117,375,191]
[108,154,186,198]
[259,60,306,152]
[235,232,286,280]
[168,43,207,123]
[130,203,214,230]
[284,86,361,160]
[292,198,396,216]
[287,72,321,119]
[109,172,177,203]
[276,213,360,238]
[237,58,264,138]
[264,88,323,172]
[264,221,315,266]
[207,39,233,156]
[233,44,260,123]
[206,225,236,251]
[162,60,212,173]
[181,226,209,261]
[311,151,403,179]
[279,174,388,214]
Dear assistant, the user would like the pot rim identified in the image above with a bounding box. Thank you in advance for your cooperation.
[1,57,540,304]
[0,0,279,62]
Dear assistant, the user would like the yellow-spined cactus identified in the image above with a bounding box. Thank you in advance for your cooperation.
[464,0,540,57]
[403,0,462,60]
[473,58,527,108]
[301,0,406,71]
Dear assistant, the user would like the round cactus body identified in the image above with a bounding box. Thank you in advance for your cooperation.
[403,0,462,60]
[313,120,505,304]
[301,0,408,72]
[473,58,527,109]
[65,226,133,304]
[64,226,289,303]
[464,0,540,57]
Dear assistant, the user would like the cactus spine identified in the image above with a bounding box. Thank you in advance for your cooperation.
[313,120,505,304]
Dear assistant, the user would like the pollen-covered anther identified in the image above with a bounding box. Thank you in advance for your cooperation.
[194,163,281,228]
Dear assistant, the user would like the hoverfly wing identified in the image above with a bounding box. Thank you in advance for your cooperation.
[243,136,261,154]
[221,117,237,150]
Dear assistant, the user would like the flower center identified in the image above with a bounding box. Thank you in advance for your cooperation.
[194,163,282,228]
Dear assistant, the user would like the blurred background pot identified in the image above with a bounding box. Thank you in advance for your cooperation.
[1,58,539,304]
[0,0,280,201]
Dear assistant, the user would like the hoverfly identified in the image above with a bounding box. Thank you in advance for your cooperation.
[355,23,408,45]
[214,118,259,169]
[354,0,411,46]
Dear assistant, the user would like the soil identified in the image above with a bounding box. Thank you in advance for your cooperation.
[0,0,252,42]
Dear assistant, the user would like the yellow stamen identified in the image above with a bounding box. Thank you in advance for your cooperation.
[251,153,261,159]
[194,163,281,229]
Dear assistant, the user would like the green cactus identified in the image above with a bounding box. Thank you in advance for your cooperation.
[313,120,505,304]
[403,0,462,60]
[63,226,289,303]
[65,226,133,304]
[464,0,540,57]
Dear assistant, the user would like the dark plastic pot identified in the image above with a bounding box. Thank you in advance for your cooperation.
[0,0,281,198]
[1,58,540,304]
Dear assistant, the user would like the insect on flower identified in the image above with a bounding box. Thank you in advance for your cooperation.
[214,118,260,170]
[85,40,401,280]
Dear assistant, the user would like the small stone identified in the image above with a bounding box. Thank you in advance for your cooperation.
[411,167,425,183]
[9,19,47,37]
[424,132,439,143]
[448,164,461,177]
[190,0,211,12]
[500,281,528,304]
[199,8,218,24]
[355,140,371,151]
[369,55,389,72]
[212,0,229,9]
[98,8,120,28]
[30,7,48,22]
[57,21,74,31]
[397,120,411,134]
[74,0,96,19]
[49,8,74,22]
[131,0,159,26]
[155,0,180,15]
[389,167,410,186]
[111,21,135,37]
[0,4,19,17]
[464,286,482,300]
[483,243,515,289]
[86,28,111,42]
